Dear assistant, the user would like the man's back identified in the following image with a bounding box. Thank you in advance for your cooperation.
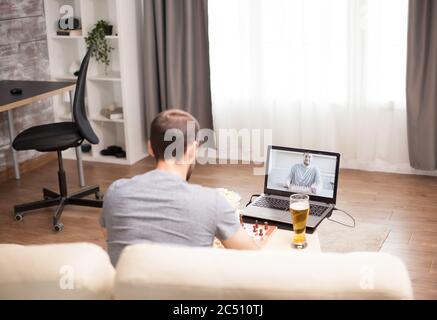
[100,169,239,265]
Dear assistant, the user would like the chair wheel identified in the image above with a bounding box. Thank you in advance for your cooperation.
[53,223,64,232]
[95,191,103,200]
[14,213,23,222]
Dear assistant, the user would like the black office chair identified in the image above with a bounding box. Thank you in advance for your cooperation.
[12,45,103,232]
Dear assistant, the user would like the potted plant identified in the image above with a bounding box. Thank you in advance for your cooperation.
[85,20,114,75]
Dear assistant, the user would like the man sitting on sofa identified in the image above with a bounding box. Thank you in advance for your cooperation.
[100,109,258,265]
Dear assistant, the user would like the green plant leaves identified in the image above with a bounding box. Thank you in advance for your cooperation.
[85,20,114,67]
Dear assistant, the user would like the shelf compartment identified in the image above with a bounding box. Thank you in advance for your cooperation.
[87,38,120,78]
[52,35,84,39]
[86,81,123,119]
[44,0,83,36]
[49,39,86,79]
[91,115,124,124]
[51,35,117,40]
[91,121,126,159]
[87,71,121,81]
[81,0,118,36]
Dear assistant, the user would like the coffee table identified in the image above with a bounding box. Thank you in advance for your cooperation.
[262,229,321,252]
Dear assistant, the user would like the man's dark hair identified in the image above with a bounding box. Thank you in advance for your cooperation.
[150,109,200,161]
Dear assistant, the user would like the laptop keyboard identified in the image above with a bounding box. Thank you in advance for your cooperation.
[252,197,326,217]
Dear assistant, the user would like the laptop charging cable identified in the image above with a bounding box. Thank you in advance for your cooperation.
[328,207,356,228]
[245,194,261,207]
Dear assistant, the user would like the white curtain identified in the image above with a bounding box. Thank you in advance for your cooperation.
[208,0,414,173]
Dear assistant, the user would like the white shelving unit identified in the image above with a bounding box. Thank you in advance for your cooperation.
[44,0,147,165]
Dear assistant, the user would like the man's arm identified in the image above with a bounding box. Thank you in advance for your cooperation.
[215,191,259,250]
[310,167,323,193]
[284,166,296,188]
[221,227,259,250]
[284,172,291,188]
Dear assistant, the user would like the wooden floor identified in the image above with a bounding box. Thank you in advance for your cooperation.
[1,157,437,299]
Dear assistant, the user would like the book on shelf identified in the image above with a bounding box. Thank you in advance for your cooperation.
[56,29,82,36]
[101,106,124,120]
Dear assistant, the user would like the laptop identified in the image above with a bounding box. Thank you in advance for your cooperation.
[243,145,340,230]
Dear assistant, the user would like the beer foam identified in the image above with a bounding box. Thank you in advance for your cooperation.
[290,202,309,210]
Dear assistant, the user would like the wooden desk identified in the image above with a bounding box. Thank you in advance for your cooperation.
[0,80,85,186]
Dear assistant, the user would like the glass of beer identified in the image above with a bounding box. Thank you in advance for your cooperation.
[290,194,310,249]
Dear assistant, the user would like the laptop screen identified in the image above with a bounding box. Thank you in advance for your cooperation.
[265,146,340,203]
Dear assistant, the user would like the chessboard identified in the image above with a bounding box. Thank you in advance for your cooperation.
[214,221,277,249]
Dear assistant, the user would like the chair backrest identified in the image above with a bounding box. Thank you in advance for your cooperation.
[73,45,99,144]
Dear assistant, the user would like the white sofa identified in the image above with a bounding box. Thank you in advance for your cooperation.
[0,243,115,300]
[0,242,413,300]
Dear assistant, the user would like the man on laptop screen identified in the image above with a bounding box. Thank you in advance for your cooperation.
[284,152,322,194]
[267,149,337,198]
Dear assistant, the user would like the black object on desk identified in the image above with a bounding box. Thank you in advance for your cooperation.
[10,88,22,95]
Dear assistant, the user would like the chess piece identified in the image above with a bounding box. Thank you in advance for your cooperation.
[253,224,257,233]
[259,229,264,237]
[264,221,269,230]
[255,220,259,229]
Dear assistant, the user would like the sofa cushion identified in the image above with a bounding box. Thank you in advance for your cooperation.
[0,243,115,300]
[114,243,413,300]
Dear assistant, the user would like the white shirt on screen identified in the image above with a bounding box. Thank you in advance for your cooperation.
[285,163,322,192]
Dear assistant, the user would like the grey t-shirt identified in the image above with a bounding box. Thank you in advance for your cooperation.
[100,169,240,265]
